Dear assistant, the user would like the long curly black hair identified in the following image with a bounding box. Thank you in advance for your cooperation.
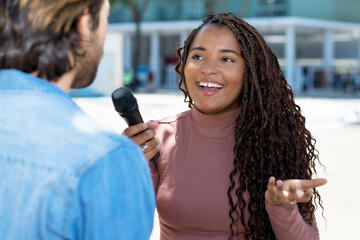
[175,13,324,239]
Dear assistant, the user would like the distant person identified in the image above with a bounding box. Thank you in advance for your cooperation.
[125,13,326,239]
[147,71,155,92]
[302,66,309,91]
[124,69,133,87]
[0,0,155,239]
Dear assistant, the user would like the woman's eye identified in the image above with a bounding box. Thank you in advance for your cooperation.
[191,54,202,60]
[223,57,234,62]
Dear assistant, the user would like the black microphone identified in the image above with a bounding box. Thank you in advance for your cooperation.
[111,87,143,126]
[111,87,159,162]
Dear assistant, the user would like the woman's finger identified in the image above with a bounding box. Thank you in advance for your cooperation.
[265,177,277,205]
[267,176,276,195]
[147,120,159,130]
[300,178,327,190]
[141,137,158,154]
[144,138,161,161]
[275,180,285,201]
[298,188,313,203]
[286,183,298,205]
[131,129,156,146]
[122,123,148,137]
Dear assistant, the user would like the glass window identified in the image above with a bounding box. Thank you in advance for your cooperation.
[257,0,287,17]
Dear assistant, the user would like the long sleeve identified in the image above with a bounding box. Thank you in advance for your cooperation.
[73,142,156,240]
[266,202,319,240]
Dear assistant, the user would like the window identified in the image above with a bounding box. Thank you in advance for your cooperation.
[257,0,287,17]
[182,0,207,20]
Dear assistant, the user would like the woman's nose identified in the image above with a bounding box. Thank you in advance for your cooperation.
[201,60,219,75]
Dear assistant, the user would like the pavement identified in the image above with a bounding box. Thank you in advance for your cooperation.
[74,90,360,240]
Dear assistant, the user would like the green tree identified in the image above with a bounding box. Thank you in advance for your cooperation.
[204,0,251,17]
[110,0,151,90]
[204,0,226,14]
[239,0,251,18]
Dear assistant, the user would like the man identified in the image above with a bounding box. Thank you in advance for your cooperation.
[0,0,155,239]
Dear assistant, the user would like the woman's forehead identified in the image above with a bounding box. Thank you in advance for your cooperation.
[190,24,240,50]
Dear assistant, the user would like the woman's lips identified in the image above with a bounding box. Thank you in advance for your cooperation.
[197,82,224,96]
[198,82,223,89]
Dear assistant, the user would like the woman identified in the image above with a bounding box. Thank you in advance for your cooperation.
[125,13,326,240]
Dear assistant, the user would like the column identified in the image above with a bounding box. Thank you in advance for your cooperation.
[285,26,297,92]
[150,32,161,89]
[90,32,123,95]
[323,30,334,87]
[180,31,189,48]
[124,34,132,71]
[357,31,360,68]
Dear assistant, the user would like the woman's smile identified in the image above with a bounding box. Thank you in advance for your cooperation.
[197,80,224,95]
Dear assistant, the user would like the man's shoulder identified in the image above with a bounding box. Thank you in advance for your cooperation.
[51,112,134,176]
[77,133,145,179]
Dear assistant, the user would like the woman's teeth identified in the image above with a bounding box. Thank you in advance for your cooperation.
[199,82,223,89]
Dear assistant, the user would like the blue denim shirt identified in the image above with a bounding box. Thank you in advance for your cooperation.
[0,70,155,240]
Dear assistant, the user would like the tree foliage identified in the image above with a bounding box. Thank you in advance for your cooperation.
[110,0,150,23]
[109,0,151,90]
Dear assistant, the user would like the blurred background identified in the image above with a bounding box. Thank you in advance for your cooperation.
[72,0,360,239]
[71,0,360,97]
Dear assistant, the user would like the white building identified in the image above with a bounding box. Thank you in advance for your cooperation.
[94,16,360,95]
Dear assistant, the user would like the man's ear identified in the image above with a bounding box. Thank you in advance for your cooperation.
[77,8,91,40]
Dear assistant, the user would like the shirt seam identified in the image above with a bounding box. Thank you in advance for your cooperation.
[63,140,128,238]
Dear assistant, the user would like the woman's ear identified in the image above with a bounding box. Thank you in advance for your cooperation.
[77,8,91,40]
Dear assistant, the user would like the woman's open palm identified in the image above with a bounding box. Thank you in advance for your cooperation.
[265,177,327,206]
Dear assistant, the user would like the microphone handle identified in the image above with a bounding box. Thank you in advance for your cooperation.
[151,152,160,163]
[120,109,144,126]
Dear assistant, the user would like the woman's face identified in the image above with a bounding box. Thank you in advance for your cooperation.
[184,24,246,116]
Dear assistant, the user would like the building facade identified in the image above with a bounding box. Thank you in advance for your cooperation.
[82,0,360,96]
[110,0,360,23]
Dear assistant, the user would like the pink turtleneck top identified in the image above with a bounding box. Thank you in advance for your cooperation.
[152,107,319,240]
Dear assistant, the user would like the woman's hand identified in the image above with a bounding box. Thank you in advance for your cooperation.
[265,176,327,206]
[122,121,160,161]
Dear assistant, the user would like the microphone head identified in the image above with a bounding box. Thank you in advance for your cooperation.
[111,87,137,115]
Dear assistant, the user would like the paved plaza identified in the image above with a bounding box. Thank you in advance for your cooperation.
[74,91,360,240]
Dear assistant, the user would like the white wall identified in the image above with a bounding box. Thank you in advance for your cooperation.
[90,32,124,95]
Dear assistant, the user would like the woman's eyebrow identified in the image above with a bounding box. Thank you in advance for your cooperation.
[189,46,206,52]
[190,46,240,56]
[220,49,241,56]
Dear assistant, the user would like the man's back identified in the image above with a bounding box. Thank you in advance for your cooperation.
[0,69,155,239]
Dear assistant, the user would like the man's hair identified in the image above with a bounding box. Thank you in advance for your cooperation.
[0,0,104,81]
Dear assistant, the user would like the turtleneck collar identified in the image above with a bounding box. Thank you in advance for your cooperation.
[190,107,241,139]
